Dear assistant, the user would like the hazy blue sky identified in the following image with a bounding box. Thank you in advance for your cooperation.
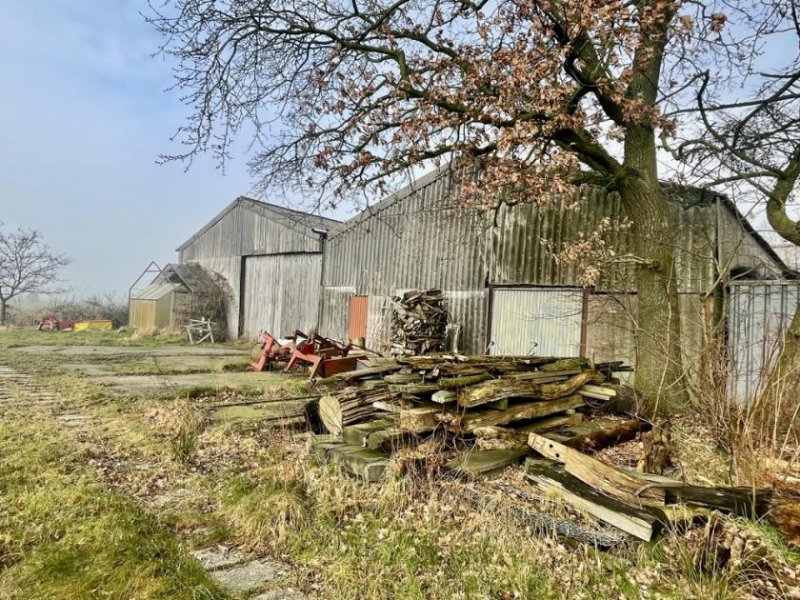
[0,1,278,296]
[1,2,795,298]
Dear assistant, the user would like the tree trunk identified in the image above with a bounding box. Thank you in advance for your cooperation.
[618,178,689,415]
[0,299,6,326]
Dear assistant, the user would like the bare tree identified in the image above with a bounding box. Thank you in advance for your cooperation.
[148,0,781,412]
[675,0,800,426]
[0,225,71,326]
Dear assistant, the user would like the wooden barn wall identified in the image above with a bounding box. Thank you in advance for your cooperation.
[240,254,322,340]
[179,203,321,261]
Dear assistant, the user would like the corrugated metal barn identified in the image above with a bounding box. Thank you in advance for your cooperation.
[728,280,800,403]
[129,263,214,331]
[177,197,340,339]
[319,167,791,397]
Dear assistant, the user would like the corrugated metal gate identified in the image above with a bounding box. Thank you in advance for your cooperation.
[241,254,322,340]
[489,287,584,356]
[728,281,800,404]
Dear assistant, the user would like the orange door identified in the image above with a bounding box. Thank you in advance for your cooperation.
[348,296,368,340]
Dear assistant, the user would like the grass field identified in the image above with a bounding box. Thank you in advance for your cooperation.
[0,327,797,599]
[0,410,227,599]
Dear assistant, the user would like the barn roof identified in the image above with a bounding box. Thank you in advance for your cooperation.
[664,184,789,273]
[158,263,215,293]
[176,196,340,252]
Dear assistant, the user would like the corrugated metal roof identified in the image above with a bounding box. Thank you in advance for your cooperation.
[134,281,180,301]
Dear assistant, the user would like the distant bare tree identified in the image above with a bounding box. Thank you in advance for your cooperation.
[0,225,71,326]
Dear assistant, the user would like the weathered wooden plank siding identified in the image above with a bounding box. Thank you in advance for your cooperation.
[179,202,322,261]
[240,254,322,340]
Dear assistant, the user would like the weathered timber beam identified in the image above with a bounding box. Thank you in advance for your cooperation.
[447,449,529,477]
[526,459,663,541]
[446,396,585,433]
[528,433,666,508]
[458,370,605,409]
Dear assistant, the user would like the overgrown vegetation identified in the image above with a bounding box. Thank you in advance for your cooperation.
[0,327,186,348]
[0,412,226,599]
[175,272,233,341]
[46,293,130,328]
[210,439,799,599]
[163,399,206,463]
[1,330,797,598]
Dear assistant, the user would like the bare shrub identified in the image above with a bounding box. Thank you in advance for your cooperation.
[694,324,800,487]
[175,272,232,341]
[56,293,128,327]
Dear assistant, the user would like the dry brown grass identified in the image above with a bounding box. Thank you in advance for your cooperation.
[3,330,797,599]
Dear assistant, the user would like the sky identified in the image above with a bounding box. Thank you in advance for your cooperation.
[0,1,291,296]
[0,2,797,299]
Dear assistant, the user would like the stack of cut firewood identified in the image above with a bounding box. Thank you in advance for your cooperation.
[390,289,448,356]
[312,353,783,545]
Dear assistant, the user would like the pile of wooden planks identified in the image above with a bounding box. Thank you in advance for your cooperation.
[310,352,780,545]
[314,354,635,483]
[320,355,620,436]
[390,289,448,356]
[320,355,627,441]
